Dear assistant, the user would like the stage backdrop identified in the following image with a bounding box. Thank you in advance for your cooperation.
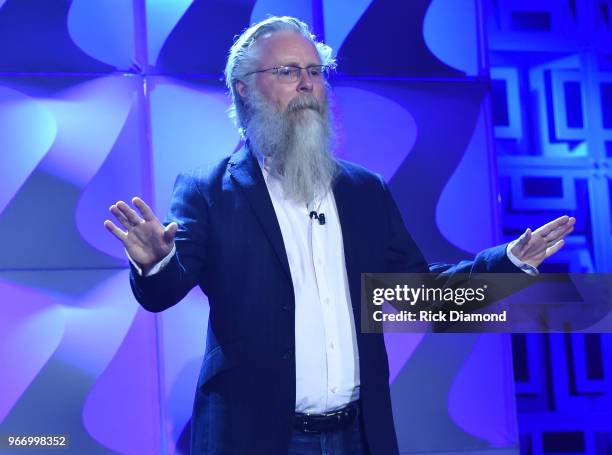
[1,1,609,454]
[486,0,612,453]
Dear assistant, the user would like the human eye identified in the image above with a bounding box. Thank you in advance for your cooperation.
[308,66,323,77]
[277,66,294,77]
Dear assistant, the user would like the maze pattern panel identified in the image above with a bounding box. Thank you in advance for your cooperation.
[487,1,612,454]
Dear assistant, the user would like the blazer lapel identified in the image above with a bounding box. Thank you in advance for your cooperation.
[332,163,362,320]
[228,145,292,283]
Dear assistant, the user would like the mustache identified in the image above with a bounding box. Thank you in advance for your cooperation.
[286,95,322,114]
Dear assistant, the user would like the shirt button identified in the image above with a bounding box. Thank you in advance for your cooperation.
[330,342,335,349]
[331,387,337,393]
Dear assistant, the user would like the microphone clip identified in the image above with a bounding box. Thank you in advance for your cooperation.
[309,211,326,225]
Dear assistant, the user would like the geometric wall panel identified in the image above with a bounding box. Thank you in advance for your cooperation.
[491,67,523,139]
[488,0,612,453]
[0,75,146,270]
[512,333,612,455]
[0,269,160,454]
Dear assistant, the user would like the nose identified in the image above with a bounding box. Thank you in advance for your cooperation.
[297,68,313,93]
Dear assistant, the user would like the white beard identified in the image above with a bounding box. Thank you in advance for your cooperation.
[244,90,337,204]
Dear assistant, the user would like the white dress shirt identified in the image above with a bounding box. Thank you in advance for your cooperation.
[259,161,361,414]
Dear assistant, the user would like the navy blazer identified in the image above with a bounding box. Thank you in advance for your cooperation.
[130,145,518,454]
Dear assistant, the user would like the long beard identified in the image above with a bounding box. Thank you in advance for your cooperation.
[244,90,337,204]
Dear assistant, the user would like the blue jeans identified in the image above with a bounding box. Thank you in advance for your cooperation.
[287,412,369,455]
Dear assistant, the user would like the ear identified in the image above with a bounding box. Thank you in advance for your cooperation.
[236,80,248,98]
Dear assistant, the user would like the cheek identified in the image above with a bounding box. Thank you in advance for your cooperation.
[314,85,326,101]
[277,88,297,107]
[256,79,292,108]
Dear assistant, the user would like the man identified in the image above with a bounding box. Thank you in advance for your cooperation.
[104,16,575,455]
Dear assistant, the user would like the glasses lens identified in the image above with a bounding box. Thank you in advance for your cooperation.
[308,66,326,78]
[276,66,328,83]
[276,67,299,82]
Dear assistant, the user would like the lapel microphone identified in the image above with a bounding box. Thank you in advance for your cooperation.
[309,211,326,225]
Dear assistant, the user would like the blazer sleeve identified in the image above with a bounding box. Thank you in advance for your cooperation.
[380,177,520,275]
[130,172,209,312]
[381,177,429,273]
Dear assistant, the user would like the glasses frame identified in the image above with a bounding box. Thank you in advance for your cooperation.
[241,65,330,83]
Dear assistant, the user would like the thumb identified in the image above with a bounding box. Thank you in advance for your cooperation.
[163,222,178,243]
[511,228,529,251]
[513,228,531,257]
[519,228,531,245]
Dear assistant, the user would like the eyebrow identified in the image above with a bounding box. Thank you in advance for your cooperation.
[278,61,323,67]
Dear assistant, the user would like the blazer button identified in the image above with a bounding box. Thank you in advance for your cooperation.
[282,351,292,360]
[282,305,289,311]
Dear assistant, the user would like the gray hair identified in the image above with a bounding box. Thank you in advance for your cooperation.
[224,16,336,137]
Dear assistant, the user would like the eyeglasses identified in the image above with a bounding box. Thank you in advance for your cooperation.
[242,65,329,83]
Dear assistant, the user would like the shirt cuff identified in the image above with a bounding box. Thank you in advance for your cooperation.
[506,242,539,276]
[126,245,176,277]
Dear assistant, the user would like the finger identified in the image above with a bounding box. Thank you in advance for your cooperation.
[116,200,143,226]
[536,215,570,238]
[544,223,575,243]
[132,197,156,222]
[163,222,178,243]
[110,204,132,229]
[545,238,565,258]
[557,223,575,239]
[104,220,127,242]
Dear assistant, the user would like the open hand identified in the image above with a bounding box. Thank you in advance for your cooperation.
[104,197,177,271]
[510,215,576,268]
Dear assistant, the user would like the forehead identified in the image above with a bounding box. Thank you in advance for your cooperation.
[252,31,321,66]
